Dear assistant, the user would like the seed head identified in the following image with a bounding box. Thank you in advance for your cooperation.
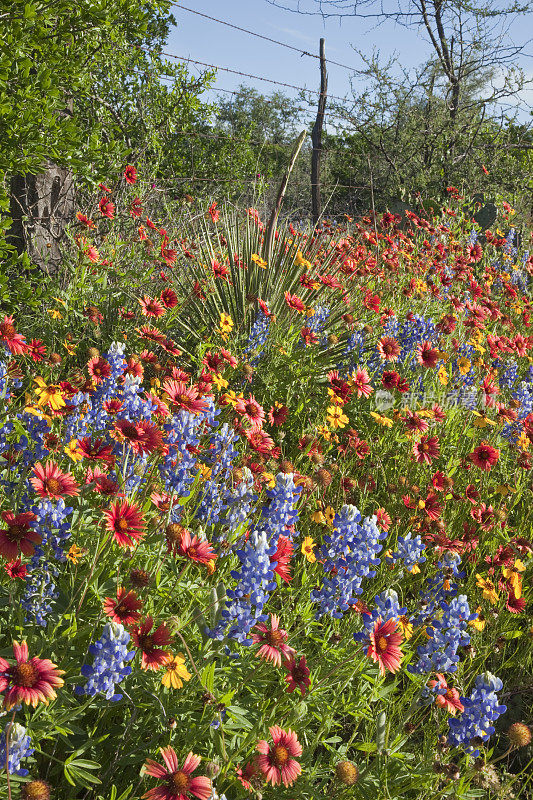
[335,760,359,785]
[507,722,531,748]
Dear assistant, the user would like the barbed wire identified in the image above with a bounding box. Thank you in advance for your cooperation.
[138,46,352,103]
[169,2,361,73]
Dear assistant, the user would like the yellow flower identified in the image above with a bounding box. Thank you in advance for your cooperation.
[206,559,216,575]
[469,607,486,631]
[398,615,413,640]
[437,365,448,386]
[63,339,77,355]
[251,253,267,268]
[64,439,83,462]
[476,574,499,605]
[301,536,316,563]
[221,390,241,407]
[369,411,393,428]
[161,653,192,690]
[457,357,471,375]
[66,544,87,563]
[34,377,66,411]
[47,308,63,320]
[517,431,530,452]
[218,313,234,334]
[305,307,315,317]
[472,411,497,429]
[311,508,325,524]
[212,373,228,391]
[198,463,212,481]
[262,472,276,489]
[327,405,348,430]
[324,506,336,526]
[317,425,332,440]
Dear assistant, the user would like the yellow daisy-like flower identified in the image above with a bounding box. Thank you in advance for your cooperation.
[437,365,448,386]
[64,439,84,462]
[212,373,228,391]
[327,405,348,430]
[221,390,241,407]
[476,574,499,605]
[317,425,332,440]
[218,313,234,334]
[301,536,316,563]
[262,472,276,489]
[63,339,77,355]
[66,544,87,563]
[327,388,344,405]
[47,308,63,320]
[311,508,326,524]
[469,607,486,631]
[161,653,192,690]
[457,357,471,375]
[251,253,267,268]
[198,463,212,481]
[369,411,393,428]
[398,615,413,640]
[517,431,530,452]
[324,506,336,526]
[471,410,497,429]
[34,377,66,412]
[305,307,315,318]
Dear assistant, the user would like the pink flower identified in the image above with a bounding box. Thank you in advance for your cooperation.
[256,725,303,787]
[351,367,373,398]
[413,435,440,464]
[366,618,403,675]
[143,748,211,800]
[251,614,295,667]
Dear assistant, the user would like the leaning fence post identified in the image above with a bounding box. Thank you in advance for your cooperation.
[264,129,307,264]
[311,38,328,227]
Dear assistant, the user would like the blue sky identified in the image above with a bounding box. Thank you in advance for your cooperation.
[165,0,532,122]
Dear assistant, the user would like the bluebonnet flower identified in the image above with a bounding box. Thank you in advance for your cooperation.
[448,672,506,756]
[355,590,407,645]
[410,594,476,674]
[312,506,387,618]
[340,330,366,377]
[76,621,135,701]
[206,531,277,645]
[245,309,271,364]
[499,362,519,389]
[195,424,239,525]
[254,472,301,546]
[21,555,58,627]
[389,533,426,572]
[0,723,34,776]
[220,467,257,534]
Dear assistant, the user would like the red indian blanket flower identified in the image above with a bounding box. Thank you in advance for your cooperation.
[103,500,145,548]
[417,341,440,369]
[169,528,216,564]
[413,435,440,464]
[132,616,172,671]
[284,655,311,696]
[143,748,211,800]
[366,618,403,676]
[251,614,295,667]
[270,535,293,582]
[0,315,29,355]
[163,380,208,416]
[470,442,500,471]
[77,437,115,465]
[87,356,111,383]
[103,587,142,626]
[351,367,373,398]
[99,197,115,219]
[0,641,64,709]
[377,336,400,361]
[114,419,162,455]
[256,725,303,787]
[0,511,40,559]
[428,674,464,715]
[284,292,306,313]
[139,295,166,318]
[4,558,28,579]
[31,462,79,498]
[124,165,137,184]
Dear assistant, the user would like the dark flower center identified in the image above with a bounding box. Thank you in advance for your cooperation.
[117,518,129,531]
[138,634,153,651]
[272,745,289,766]
[121,423,138,439]
[13,662,38,687]
[1,323,16,339]
[292,665,308,682]
[45,477,62,494]
[376,635,389,653]
[7,524,28,542]
[265,630,284,648]
[168,771,189,793]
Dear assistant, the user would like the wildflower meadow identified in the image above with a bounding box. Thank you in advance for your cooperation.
[0,173,532,800]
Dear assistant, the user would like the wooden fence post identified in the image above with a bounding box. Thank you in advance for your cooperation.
[311,38,328,227]
[264,130,307,263]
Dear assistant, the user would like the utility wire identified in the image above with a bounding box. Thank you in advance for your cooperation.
[170,2,361,73]
[138,46,352,103]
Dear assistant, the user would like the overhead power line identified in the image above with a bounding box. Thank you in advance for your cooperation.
[170,3,361,73]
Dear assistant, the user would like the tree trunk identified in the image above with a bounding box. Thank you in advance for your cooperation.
[8,161,76,273]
